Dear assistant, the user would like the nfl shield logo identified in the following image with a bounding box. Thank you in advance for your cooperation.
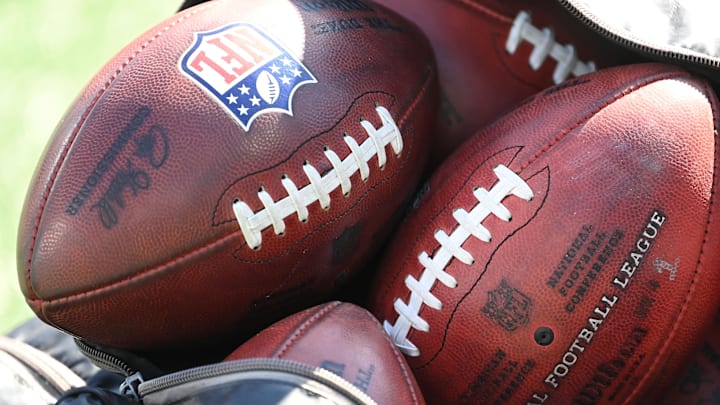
[180,23,317,131]
[482,279,532,332]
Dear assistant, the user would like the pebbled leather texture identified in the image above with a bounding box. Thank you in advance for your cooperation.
[17,0,437,351]
[370,63,720,404]
[658,309,720,405]
[374,0,640,167]
[225,301,424,405]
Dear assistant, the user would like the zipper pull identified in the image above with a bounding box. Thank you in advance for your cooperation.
[120,371,145,400]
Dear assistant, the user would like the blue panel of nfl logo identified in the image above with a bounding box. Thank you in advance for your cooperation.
[180,23,317,131]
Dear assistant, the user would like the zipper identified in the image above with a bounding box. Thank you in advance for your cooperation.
[557,0,720,70]
[75,338,136,375]
[0,335,86,397]
[74,338,144,399]
[139,357,377,405]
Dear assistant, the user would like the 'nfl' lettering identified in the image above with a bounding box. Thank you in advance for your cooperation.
[180,23,317,131]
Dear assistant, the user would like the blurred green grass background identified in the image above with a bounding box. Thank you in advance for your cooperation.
[0,0,179,333]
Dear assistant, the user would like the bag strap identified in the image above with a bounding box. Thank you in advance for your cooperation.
[0,335,86,404]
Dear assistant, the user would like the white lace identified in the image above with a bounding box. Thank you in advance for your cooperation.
[383,165,533,357]
[233,105,402,250]
[506,10,596,84]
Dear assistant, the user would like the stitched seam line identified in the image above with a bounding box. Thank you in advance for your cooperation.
[377,316,421,405]
[273,301,342,358]
[33,56,434,306]
[24,3,216,298]
[377,147,522,317]
[454,0,513,24]
[505,11,596,84]
[383,69,691,357]
[623,77,720,404]
[31,228,239,306]
[233,105,402,250]
[384,165,533,355]
[520,70,689,172]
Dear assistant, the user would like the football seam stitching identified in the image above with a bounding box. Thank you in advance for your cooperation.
[623,77,720,404]
[384,164,535,356]
[377,146,523,306]
[24,2,216,299]
[31,58,436,306]
[383,68,692,359]
[28,228,240,307]
[423,165,551,370]
[454,0,513,24]
[272,301,342,358]
[225,62,435,253]
[232,105,404,250]
[374,304,423,405]
[519,70,690,171]
[505,10,596,85]
[210,91,397,227]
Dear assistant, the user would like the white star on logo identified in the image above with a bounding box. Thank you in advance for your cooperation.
[280,75,291,85]
[280,56,292,66]
[270,64,281,74]
[290,67,302,77]
[249,95,261,106]
[238,84,250,95]
[237,105,249,115]
[226,93,238,104]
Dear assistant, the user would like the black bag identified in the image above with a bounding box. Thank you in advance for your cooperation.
[1,318,128,405]
[560,0,720,84]
[72,338,376,405]
[3,318,377,405]
[122,358,376,405]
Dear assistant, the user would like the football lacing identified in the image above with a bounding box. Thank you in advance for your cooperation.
[506,10,596,84]
[233,105,402,250]
[383,165,533,357]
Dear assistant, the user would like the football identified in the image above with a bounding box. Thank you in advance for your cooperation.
[17,0,437,351]
[369,63,720,404]
[226,301,424,404]
[660,310,720,404]
[374,0,638,165]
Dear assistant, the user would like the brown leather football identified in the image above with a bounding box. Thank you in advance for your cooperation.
[369,63,720,404]
[659,310,720,405]
[17,0,437,351]
[226,301,425,405]
[374,0,638,166]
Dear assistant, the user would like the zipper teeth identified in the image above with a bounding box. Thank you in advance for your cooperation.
[74,339,135,376]
[557,0,720,69]
[139,357,376,404]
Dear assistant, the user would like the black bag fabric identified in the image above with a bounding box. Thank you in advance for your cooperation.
[1,318,127,405]
[55,388,139,405]
[560,0,720,84]
[134,358,377,405]
[178,0,720,84]
[2,318,376,404]
[6,318,124,391]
